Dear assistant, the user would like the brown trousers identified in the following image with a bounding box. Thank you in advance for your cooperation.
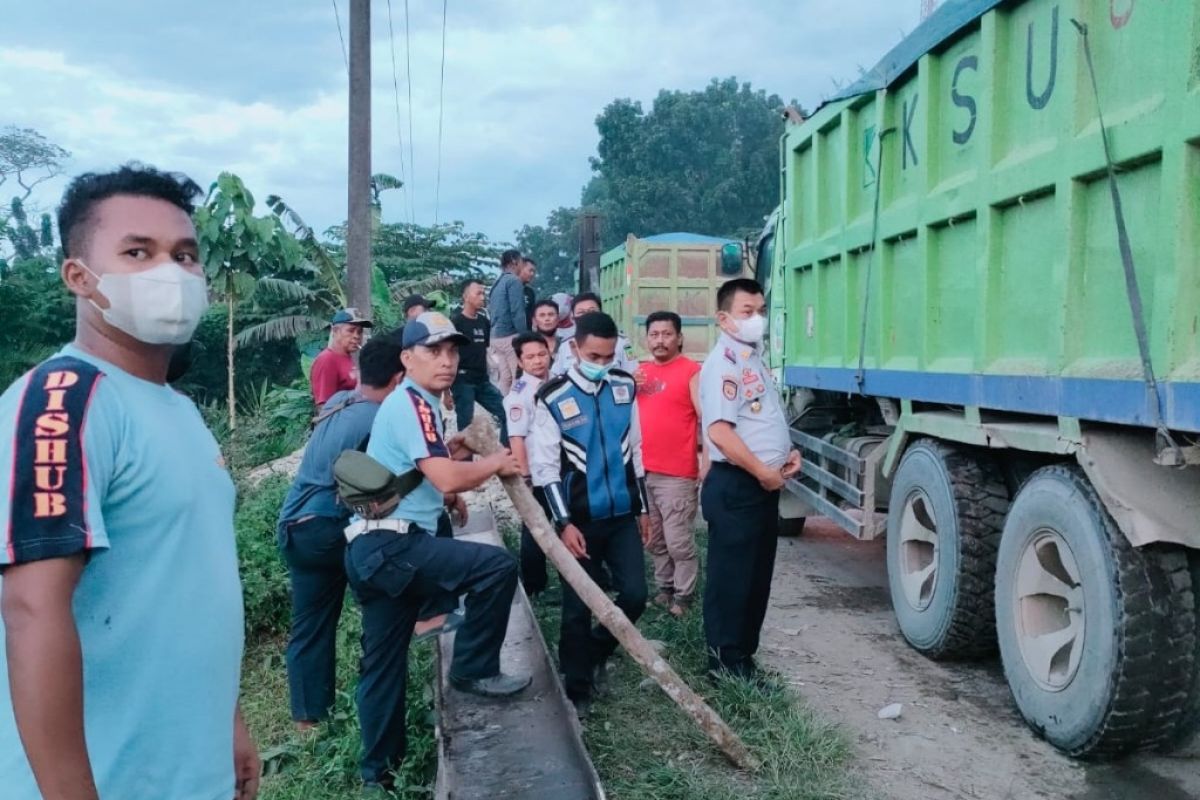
[489,333,519,395]
[645,472,699,598]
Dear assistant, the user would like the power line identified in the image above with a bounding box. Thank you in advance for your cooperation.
[331,0,348,70]
[404,0,417,225]
[435,0,448,224]
[384,0,411,223]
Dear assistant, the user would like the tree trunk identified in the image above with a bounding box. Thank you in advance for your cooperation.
[227,289,236,432]
[461,415,761,773]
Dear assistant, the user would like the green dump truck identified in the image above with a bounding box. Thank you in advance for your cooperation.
[758,0,1200,758]
[599,233,746,361]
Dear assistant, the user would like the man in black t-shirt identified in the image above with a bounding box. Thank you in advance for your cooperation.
[450,279,508,445]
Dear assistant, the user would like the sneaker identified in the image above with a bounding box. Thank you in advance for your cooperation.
[449,672,532,698]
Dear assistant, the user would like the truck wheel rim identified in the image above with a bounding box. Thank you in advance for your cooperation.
[898,489,939,611]
[1013,529,1086,692]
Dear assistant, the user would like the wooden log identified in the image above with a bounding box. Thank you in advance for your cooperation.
[462,414,761,773]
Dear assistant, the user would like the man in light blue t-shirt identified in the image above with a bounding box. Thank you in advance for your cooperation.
[344,312,531,791]
[0,166,257,800]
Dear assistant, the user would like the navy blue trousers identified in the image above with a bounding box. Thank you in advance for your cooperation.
[344,527,518,784]
[700,462,780,671]
[558,514,647,700]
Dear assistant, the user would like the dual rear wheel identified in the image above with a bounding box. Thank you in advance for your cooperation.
[886,440,1199,758]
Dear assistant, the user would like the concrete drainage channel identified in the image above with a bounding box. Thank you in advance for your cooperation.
[433,504,605,800]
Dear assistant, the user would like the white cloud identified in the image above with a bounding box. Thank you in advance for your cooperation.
[6,1,921,243]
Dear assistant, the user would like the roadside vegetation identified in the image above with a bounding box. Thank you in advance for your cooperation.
[512,528,869,800]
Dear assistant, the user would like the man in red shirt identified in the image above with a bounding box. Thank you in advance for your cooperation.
[636,311,704,617]
[310,308,373,406]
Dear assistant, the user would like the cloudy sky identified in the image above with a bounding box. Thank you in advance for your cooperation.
[4,1,922,244]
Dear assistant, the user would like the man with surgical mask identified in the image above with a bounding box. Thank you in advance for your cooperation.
[528,311,650,718]
[0,165,260,800]
[698,278,801,683]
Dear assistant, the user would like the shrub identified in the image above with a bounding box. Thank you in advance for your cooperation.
[236,475,292,635]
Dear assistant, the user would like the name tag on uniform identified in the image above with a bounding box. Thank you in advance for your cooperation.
[612,385,631,404]
[558,397,582,419]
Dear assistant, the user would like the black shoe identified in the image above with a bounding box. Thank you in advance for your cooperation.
[570,694,594,720]
[592,658,611,696]
[450,672,532,698]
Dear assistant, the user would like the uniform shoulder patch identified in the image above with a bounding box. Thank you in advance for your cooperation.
[723,347,737,365]
[405,387,448,457]
[722,377,738,401]
[7,356,105,563]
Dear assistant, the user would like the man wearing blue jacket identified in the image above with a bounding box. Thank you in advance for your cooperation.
[529,312,650,716]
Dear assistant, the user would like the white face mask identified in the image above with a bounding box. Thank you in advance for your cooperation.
[728,313,765,346]
[82,260,210,345]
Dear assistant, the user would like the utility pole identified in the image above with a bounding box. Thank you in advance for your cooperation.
[578,212,602,293]
[347,0,372,317]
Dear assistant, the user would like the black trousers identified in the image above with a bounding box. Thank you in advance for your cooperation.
[519,485,552,595]
[701,461,781,671]
[450,373,508,446]
[278,512,457,724]
[279,515,348,722]
[344,527,518,784]
[559,514,647,700]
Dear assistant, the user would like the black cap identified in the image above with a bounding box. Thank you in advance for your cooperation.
[402,294,429,314]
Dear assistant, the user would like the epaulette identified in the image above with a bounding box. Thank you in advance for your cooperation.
[535,373,571,402]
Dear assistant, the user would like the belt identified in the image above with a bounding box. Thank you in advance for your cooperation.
[343,518,412,543]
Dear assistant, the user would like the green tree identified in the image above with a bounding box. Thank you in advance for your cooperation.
[0,126,69,203]
[514,205,585,296]
[195,173,303,429]
[589,77,786,247]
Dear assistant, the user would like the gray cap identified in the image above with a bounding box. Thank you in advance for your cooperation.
[401,311,470,349]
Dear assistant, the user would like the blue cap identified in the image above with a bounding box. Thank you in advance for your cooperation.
[330,307,373,327]
[401,311,470,349]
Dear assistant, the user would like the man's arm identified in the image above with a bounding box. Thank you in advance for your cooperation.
[510,436,530,476]
[309,354,339,406]
[628,400,652,545]
[418,451,519,494]
[3,556,98,800]
[690,372,709,478]
[507,279,530,333]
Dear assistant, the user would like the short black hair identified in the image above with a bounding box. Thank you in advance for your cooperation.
[402,294,428,313]
[57,163,203,258]
[514,332,549,359]
[500,249,523,269]
[533,298,559,316]
[574,310,618,345]
[571,292,602,312]
[717,278,764,312]
[358,329,405,388]
[460,278,483,296]
[646,310,682,333]
[522,256,538,268]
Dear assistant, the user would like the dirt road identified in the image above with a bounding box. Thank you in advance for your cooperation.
[758,519,1200,800]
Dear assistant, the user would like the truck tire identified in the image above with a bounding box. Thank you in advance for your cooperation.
[995,465,1196,759]
[885,440,1008,659]
[1164,549,1200,750]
